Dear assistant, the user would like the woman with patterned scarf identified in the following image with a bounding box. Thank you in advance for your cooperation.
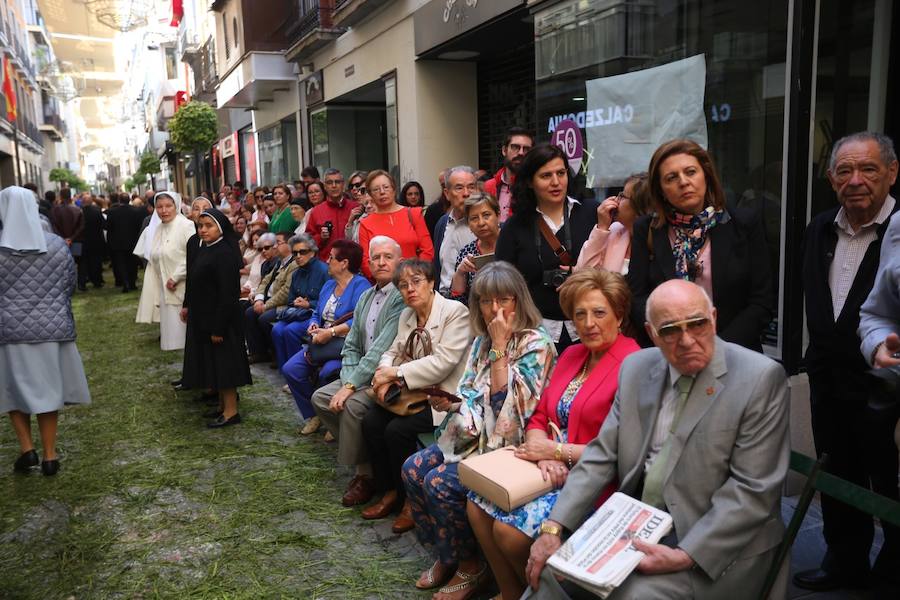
[626,139,774,350]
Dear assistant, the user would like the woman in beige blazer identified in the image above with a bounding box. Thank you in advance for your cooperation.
[361,258,472,534]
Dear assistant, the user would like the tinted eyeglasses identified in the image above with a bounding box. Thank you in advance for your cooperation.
[651,317,711,343]
[260,245,274,251]
[293,248,314,256]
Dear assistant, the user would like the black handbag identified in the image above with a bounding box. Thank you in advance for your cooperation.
[303,310,355,365]
[306,336,345,365]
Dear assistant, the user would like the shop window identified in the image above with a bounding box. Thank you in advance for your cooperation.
[534,0,788,353]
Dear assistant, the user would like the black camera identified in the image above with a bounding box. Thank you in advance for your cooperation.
[324,220,334,233]
[542,268,570,288]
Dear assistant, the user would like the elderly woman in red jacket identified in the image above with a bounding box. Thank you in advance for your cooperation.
[466,269,639,600]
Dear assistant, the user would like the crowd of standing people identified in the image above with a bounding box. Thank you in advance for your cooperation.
[3,126,899,600]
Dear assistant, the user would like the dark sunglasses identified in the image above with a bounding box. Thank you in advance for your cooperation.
[348,182,365,190]
[260,245,274,251]
[293,249,314,256]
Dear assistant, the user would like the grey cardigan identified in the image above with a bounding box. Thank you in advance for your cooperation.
[0,232,77,343]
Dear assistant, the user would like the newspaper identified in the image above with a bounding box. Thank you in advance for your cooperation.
[546,493,674,598]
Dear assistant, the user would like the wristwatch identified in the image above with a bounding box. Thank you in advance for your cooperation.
[343,382,356,391]
[488,347,507,362]
[539,521,562,537]
[396,366,405,383]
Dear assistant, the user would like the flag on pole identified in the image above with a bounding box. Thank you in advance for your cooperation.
[2,56,16,121]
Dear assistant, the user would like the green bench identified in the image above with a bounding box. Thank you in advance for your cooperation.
[759,451,900,599]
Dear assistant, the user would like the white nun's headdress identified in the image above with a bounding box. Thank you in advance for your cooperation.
[0,186,47,254]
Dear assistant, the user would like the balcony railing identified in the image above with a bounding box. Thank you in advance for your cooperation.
[297,2,325,40]
[177,20,200,60]
[199,38,218,94]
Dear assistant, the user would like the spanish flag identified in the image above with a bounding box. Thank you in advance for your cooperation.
[2,56,15,122]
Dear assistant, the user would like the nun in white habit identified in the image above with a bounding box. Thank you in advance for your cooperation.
[134,191,196,350]
[0,186,91,476]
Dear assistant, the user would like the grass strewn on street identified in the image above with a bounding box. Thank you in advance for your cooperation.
[0,280,427,599]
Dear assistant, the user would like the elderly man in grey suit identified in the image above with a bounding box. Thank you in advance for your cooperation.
[524,279,790,599]
[311,236,406,508]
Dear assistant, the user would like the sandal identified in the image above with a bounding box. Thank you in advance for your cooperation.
[416,560,453,590]
[435,563,487,598]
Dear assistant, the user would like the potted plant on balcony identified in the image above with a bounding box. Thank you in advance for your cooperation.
[167,100,218,192]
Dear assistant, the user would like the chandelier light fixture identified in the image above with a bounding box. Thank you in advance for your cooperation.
[85,0,154,33]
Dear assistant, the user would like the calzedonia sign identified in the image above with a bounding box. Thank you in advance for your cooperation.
[414,0,522,55]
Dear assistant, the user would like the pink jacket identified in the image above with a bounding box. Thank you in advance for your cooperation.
[575,221,631,274]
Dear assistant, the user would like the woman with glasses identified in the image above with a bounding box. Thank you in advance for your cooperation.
[495,144,599,354]
[626,139,773,350]
[270,234,329,368]
[401,262,555,599]
[399,181,425,207]
[575,172,651,275]
[282,240,371,435]
[268,183,298,234]
[361,259,470,533]
[450,193,501,304]
[358,170,434,279]
[467,269,639,600]
[347,170,369,203]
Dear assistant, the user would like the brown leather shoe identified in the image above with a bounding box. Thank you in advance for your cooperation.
[391,501,415,533]
[361,491,400,520]
[341,475,375,507]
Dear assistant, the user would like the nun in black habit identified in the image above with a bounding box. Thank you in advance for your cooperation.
[181,207,251,427]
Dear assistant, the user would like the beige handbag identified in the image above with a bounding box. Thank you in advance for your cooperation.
[369,327,459,417]
[458,423,563,512]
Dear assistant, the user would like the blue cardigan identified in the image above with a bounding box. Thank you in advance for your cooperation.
[310,273,372,327]
[287,259,329,310]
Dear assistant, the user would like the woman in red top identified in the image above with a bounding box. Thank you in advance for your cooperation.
[358,170,434,279]
[467,269,639,600]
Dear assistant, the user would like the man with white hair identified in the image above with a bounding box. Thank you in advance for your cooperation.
[311,235,406,507]
[524,279,790,599]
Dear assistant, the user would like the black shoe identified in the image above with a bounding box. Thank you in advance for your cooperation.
[202,407,223,418]
[122,287,130,293]
[13,449,39,472]
[173,383,189,392]
[170,379,182,387]
[793,568,869,591]
[207,413,241,428]
[41,459,60,476]
[78,285,88,292]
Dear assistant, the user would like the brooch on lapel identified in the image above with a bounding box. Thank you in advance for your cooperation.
[706,386,715,396]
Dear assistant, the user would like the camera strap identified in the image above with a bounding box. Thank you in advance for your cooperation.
[534,204,573,267]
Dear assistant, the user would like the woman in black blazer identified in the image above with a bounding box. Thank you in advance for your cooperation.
[626,139,773,350]
[496,144,599,353]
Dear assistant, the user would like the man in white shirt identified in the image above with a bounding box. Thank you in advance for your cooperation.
[797,131,900,593]
[433,166,477,296]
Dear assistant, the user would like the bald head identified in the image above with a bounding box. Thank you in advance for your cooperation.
[645,280,717,376]
[645,279,714,326]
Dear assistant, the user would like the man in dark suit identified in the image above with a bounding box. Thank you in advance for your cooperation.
[106,192,144,292]
[796,131,900,592]
[78,194,106,290]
